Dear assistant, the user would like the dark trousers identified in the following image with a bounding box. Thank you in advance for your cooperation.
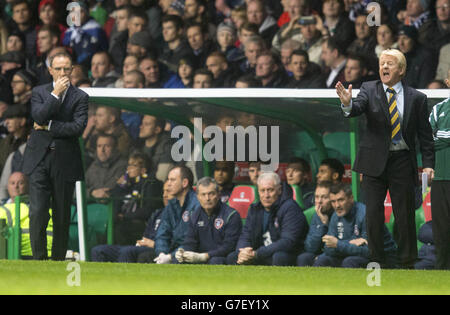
[91,244,154,263]
[362,150,417,267]
[29,150,75,261]
[431,181,450,270]
[226,250,296,266]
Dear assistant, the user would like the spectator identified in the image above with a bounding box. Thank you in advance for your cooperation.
[285,157,315,210]
[397,0,431,29]
[238,35,266,75]
[0,104,29,172]
[70,64,89,87]
[286,49,325,88]
[10,0,36,63]
[85,133,128,199]
[184,0,216,40]
[321,0,355,49]
[86,105,132,165]
[0,172,52,258]
[186,21,215,69]
[35,0,67,56]
[236,22,259,51]
[246,0,279,47]
[414,221,436,269]
[226,171,308,266]
[127,30,155,60]
[213,160,235,203]
[255,50,289,88]
[0,50,25,105]
[175,177,242,264]
[193,68,213,88]
[109,8,148,73]
[296,181,333,266]
[271,0,307,52]
[11,69,36,110]
[216,21,244,64]
[62,0,108,68]
[347,13,377,72]
[137,55,159,88]
[342,53,369,89]
[278,0,309,28]
[0,129,27,200]
[206,51,238,87]
[34,25,60,74]
[153,165,200,264]
[231,5,248,31]
[234,73,262,88]
[111,151,163,245]
[177,56,195,87]
[138,114,175,182]
[279,39,301,73]
[159,14,192,72]
[427,79,446,89]
[435,43,450,81]
[397,25,436,88]
[90,51,119,87]
[107,4,133,47]
[119,55,141,88]
[247,161,261,185]
[296,15,327,66]
[121,69,144,139]
[418,0,450,55]
[91,181,171,263]
[316,158,345,184]
[375,24,398,59]
[320,37,347,88]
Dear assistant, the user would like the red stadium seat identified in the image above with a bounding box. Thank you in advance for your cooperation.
[384,191,393,223]
[422,189,432,222]
[227,185,259,219]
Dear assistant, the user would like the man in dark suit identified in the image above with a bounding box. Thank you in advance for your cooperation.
[335,49,434,268]
[23,51,89,260]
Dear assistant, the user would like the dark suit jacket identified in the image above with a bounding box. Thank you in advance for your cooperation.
[345,80,434,184]
[23,83,89,182]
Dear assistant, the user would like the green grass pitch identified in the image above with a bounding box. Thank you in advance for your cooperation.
[1,260,450,295]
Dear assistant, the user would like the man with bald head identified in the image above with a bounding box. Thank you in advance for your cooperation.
[226,172,308,266]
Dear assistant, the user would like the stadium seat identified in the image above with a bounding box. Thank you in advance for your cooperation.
[227,185,259,219]
[421,189,432,222]
[303,206,315,225]
[291,184,304,209]
[384,191,393,223]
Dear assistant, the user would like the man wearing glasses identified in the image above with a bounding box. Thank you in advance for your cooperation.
[22,51,89,261]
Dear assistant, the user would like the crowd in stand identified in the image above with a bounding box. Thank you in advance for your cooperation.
[0,0,449,268]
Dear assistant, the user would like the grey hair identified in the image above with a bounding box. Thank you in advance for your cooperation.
[257,171,281,187]
[196,176,220,192]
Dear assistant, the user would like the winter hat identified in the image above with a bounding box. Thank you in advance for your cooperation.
[217,21,237,37]
[398,25,418,42]
[129,31,153,51]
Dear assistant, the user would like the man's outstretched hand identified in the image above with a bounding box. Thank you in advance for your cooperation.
[335,81,352,107]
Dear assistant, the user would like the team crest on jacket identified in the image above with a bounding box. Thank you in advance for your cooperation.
[214,218,224,230]
[182,211,190,222]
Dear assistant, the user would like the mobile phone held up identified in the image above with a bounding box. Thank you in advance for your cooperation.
[298,16,316,25]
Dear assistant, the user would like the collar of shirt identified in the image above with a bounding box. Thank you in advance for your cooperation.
[383,81,403,95]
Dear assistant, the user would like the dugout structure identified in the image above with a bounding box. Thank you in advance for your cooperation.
[2,88,448,260]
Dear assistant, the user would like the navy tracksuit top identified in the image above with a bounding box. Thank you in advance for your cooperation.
[181,201,242,258]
